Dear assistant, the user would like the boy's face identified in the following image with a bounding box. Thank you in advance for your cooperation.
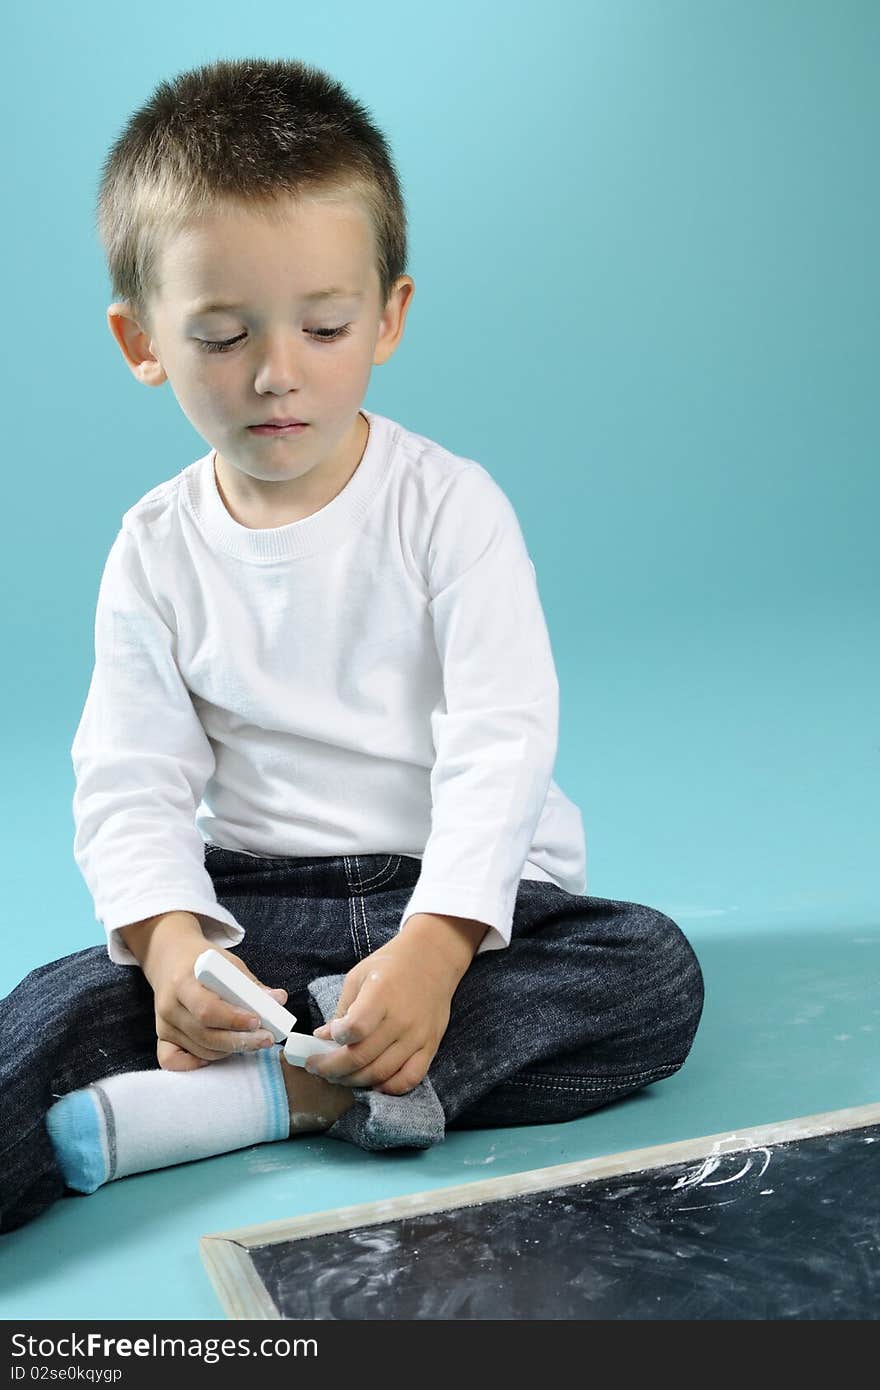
[107,191,413,519]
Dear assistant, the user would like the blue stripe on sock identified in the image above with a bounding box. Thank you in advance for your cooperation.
[44,1088,110,1194]
[256,1046,289,1141]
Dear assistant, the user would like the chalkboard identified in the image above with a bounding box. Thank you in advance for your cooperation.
[200,1103,880,1320]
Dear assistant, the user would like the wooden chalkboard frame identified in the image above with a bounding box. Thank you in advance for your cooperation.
[200,1100,880,1320]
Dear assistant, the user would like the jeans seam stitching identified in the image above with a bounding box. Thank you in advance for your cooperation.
[354,855,394,888]
[345,856,402,958]
[502,1063,684,1093]
[343,856,363,961]
[371,854,402,891]
[353,856,371,955]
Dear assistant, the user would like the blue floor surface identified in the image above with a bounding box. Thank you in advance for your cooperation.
[1,919,877,1320]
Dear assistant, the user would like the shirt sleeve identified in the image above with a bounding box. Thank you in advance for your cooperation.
[398,466,559,953]
[71,527,245,965]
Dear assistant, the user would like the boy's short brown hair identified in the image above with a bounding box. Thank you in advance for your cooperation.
[95,56,409,335]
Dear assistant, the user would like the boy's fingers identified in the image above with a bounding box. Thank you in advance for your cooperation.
[164,1017,275,1059]
[343,1040,416,1088]
[157,1039,212,1071]
[163,991,276,1056]
[307,1018,399,1083]
[329,978,362,1029]
[307,1034,387,1082]
[330,973,387,1044]
[313,1037,422,1090]
[209,1028,276,1053]
[157,1021,227,1063]
[179,975,265,1033]
[375,1062,428,1095]
[201,1017,277,1053]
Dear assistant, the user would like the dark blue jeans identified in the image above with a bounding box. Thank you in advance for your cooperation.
[0,849,704,1233]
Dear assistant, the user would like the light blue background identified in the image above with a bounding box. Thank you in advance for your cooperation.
[1,0,878,1325]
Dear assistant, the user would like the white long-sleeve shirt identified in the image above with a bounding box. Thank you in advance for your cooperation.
[71,408,587,965]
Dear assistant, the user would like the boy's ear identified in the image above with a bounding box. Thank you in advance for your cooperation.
[106,302,168,386]
[372,276,415,367]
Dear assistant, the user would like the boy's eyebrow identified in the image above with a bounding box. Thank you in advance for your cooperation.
[187,289,363,314]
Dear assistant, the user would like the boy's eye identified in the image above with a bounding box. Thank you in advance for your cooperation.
[196,325,352,354]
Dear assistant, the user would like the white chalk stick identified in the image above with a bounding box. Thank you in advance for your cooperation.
[194,948,297,1043]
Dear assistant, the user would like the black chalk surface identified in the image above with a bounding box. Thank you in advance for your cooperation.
[201,1113,880,1320]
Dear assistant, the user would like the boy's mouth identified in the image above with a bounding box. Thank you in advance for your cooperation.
[251,416,308,426]
[248,421,309,434]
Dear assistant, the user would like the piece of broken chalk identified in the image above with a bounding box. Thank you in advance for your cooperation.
[283,1031,344,1068]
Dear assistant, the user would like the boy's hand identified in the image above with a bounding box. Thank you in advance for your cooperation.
[135,920,288,1071]
[306,913,487,1095]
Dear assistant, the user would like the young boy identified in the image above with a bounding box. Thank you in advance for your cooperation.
[0,57,704,1233]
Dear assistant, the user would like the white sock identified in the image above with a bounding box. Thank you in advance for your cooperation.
[45,1047,289,1193]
